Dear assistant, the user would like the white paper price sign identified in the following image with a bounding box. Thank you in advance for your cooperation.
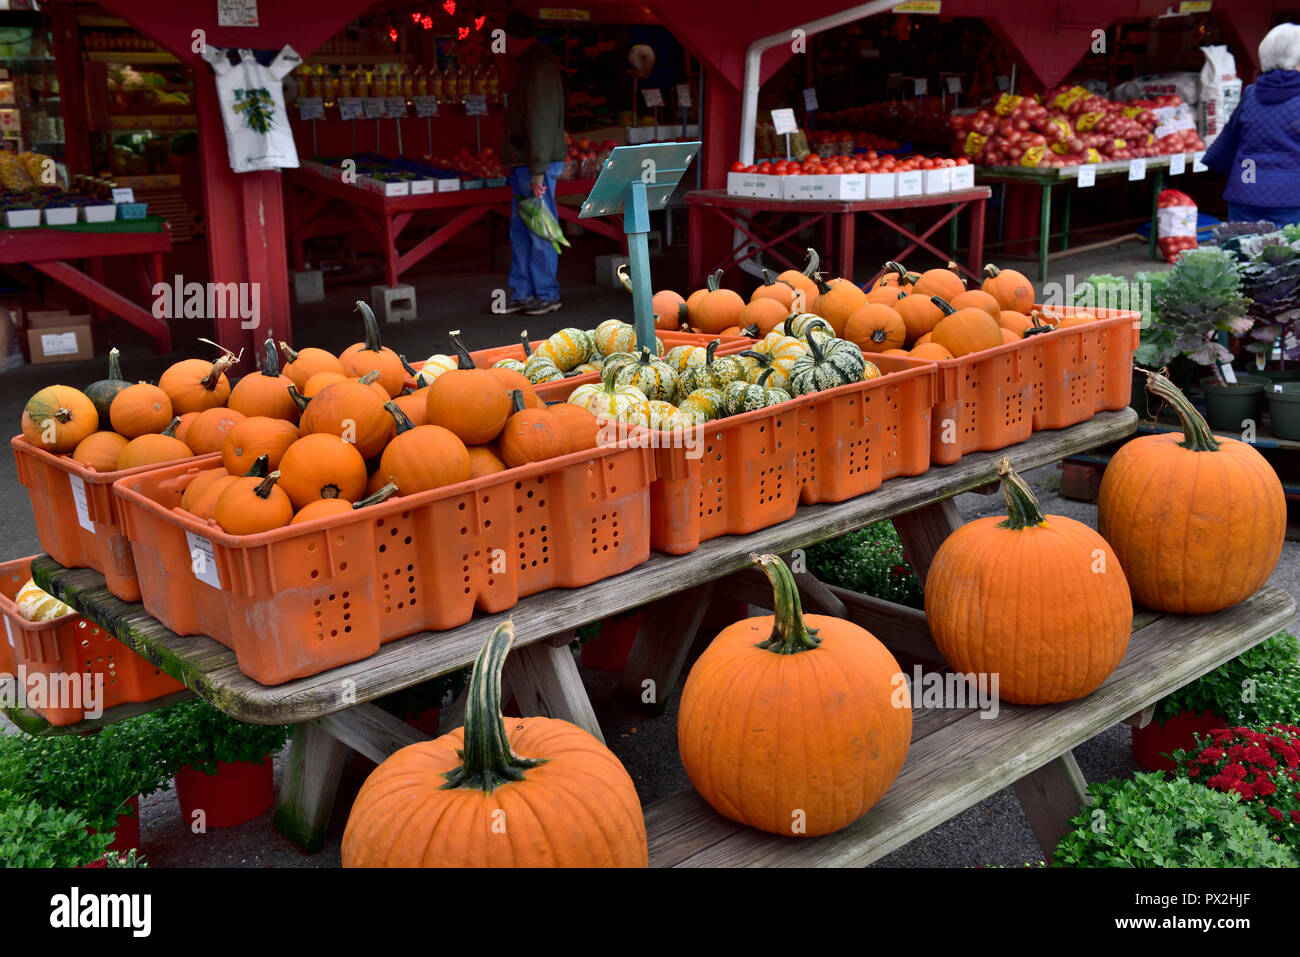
[1169,152,1186,175]
[1192,150,1208,173]
[1128,158,1147,181]
[641,87,663,107]
[675,83,692,109]
[413,96,439,117]
[384,96,408,119]
[465,94,488,116]
[185,532,222,590]
[1076,165,1096,188]
[912,77,928,96]
[996,74,1010,91]
[945,75,962,93]
[297,97,325,121]
[111,187,135,204]
[803,87,819,111]
[68,474,94,532]
[337,97,364,120]
[771,108,798,135]
[363,97,386,119]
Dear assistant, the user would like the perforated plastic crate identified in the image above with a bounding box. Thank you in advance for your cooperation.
[113,444,654,685]
[927,339,1034,467]
[1026,306,1140,431]
[0,556,184,725]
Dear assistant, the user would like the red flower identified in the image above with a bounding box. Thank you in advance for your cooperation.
[1198,747,1225,763]
[1187,767,1200,778]
[1233,783,1255,800]
[1268,807,1284,821]
[1224,763,1248,781]
[1292,811,1300,824]
[1254,777,1278,798]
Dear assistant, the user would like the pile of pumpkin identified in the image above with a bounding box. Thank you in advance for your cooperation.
[19,302,604,538]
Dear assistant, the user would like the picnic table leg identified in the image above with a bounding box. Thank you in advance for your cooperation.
[1011,751,1090,863]
[273,721,350,853]
[620,581,716,712]
[891,498,964,588]
[503,632,605,743]
[1037,184,1051,285]
[968,197,985,277]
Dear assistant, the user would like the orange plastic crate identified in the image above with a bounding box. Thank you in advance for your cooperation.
[1025,306,1140,431]
[113,444,654,685]
[12,437,223,603]
[926,339,1035,467]
[0,556,185,726]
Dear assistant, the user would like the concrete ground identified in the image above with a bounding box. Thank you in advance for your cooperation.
[1,217,1295,867]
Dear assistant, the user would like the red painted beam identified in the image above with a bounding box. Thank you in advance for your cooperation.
[30,259,172,351]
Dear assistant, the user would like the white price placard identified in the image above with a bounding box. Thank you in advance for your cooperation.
[1076,165,1096,188]
[675,83,692,109]
[40,332,80,356]
[217,0,258,27]
[464,94,488,116]
[1221,364,1238,385]
[413,96,439,118]
[641,88,663,107]
[945,75,962,93]
[1192,150,1208,173]
[1128,158,1147,181]
[297,97,325,121]
[771,108,798,135]
[996,74,1010,91]
[185,532,222,590]
[912,77,928,96]
[802,87,819,111]
[68,474,94,532]
[337,97,364,120]
[384,96,407,119]
[1169,152,1186,176]
[110,187,135,204]
[363,97,386,119]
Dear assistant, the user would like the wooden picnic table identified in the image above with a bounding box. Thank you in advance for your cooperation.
[25,407,1297,864]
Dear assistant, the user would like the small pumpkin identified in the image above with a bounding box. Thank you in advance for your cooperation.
[467,445,507,477]
[14,579,75,622]
[542,327,594,372]
[23,386,99,453]
[417,353,460,386]
[678,386,725,421]
[910,261,966,301]
[498,391,571,468]
[83,348,131,423]
[547,403,600,452]
[592,319,637,358]
[722,369,791,416]
[737,343,801,392]
[277,433,368,510]
[183,457,265,514]
[375,402,471,494]
[158,341,237,414]
[183,407,247,455]
[109,383,172,439]
[844,302,906,353]
[1097,372,1285,615]
[71,431,130,472]
[221,416,300,474]
[981,263,1036,314]
[810,274,866,337]
[997,310,1034,336]
[749,268,798,311]
[894,291,945,345]
[303,370,349,398]
[426,332,512,445]
[296,370,393,459]
[618,264,689,330]
[519,331,565,383]
[280,342,344,391]
[1000,327,1021,344]
[390,389,430,427]
[950,288,1001,317]
[926,458,1132,705]
[341,620,647,867]
[289,482,399,525]
[610,347,679,403]
[691,270,746,334]
[227,337,300,422]
[909,342,955,361]
[871,261,917,290]
[116,416,193,469]
[677,553,911,837]
[737,296,790,337]
[788,330,867,395]
[340,301,405,397]
[213,470,292,535]
[929,297,1003,358]
[677,340,745,395]
[570,381,647,421]
[774,248,821,310]
[779,312,834,341]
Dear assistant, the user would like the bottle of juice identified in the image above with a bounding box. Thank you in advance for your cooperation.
[387,65,401,96]
[486,64,500,102]
[338,65,354,99]
[414,64,428,97]
[402,65,414,98]
[472,65,487,96]
[457,63,471,97]
[437,66,452,102]
[323,66,338,104]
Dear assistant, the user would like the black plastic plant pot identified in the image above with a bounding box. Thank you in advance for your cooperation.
[1267,383,1300,441]
[1260,366,1300,386]
[1199,374,1268,432]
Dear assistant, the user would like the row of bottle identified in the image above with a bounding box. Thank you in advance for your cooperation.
[299,64,500,103]
[81,31,164,53]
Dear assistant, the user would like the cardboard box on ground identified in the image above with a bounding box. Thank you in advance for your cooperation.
[0,301,93,367]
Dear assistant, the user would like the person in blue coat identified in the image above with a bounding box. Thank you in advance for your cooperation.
[1205,24,1300,226]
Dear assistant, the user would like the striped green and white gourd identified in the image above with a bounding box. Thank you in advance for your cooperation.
[544,328,594,371]
[593,319,637,358]
[519,329,563,383]
[570,381,647,420]
[416,353,460,386]
[663,344,697,374]
[782,312,835,341]
[573,361,601,375]
[722,369,793,416]
[599,351,640,386]
[788,329,867,395]
[677,340,744,395]
[610,347,678,403]
[643,399,679,431]
[492,357,527,374]
[678,386,726,421]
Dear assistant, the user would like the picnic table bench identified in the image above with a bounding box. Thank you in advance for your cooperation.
[23,407,1298,864]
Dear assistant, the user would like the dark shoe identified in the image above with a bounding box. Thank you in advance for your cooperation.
[499,297,531,314]
[524,298,562,315]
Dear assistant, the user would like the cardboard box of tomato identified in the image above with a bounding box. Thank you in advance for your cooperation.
[726,172,783,199]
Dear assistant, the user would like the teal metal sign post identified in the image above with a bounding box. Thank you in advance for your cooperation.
[580,141,701,352]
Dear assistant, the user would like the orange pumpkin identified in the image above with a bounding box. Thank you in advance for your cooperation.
[186,474,240,521]
[982,263,1036,314]
[182,459,266,515]
[227,337,299,422]
[303,370,349,398]
[749,269,798,311]
[737,297,791,337]
[691,270,746,334]
[774,248,821,310]
[279,342,344,391]
[174,411,200,446]
[389,390,429,427]
[910,261,965,301]
[116,416,193,470]
[23,386,99,453]
[71,431,129,472]
[1000,327,1021,344]
[1055,311,1096,329]
[158,344,236,414]
[677,554,911,837]
[1098,373,1286,615]
[483,366,545,409]
[843,302,906,353]
[871,261,916,289]
[653,289,689,330]
[213,471,293,535]
[339,300,405,397]
[546,403,600,452]
[894,292,945,345]
[296,370,394,459]
[951,289,1001,317]
[810,275,866,337]
[929,297,1003,357]
[277,433,368,510]
[374,402,472,494]
[497,391,571,468]
[289,482,398,525]
[221,416,300,474]
[466,445,507,477]
[109,383,173,439]
[997,310,1033,336]
[909,342,955,361]
[426,334,512,445]
[183,407,247,455]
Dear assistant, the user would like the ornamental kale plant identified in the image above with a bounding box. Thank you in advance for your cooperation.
[1172,725,1300,855]
[1152,247,1253,374]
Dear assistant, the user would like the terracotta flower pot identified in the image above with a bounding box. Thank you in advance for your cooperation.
[1131,709,1228,771]
[174,755,274,829]
[84,794,140,862]
[580,613,644,672]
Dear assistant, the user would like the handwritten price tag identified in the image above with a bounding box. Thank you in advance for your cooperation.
[802,87,819,111]
[945,76,962,93]
[1076,165,1096,188]
[337,97,363,120]
[675,83,692,109]
[297,97,325,121]
[384,96,407,119]
[464,94,488,116]
[413,96,439,117]
[111,187,135,204]
[641,88,663,107]
[1128,157,1147,181]
[363,97,386,119]
[1169,153,1186,175]
[1192,150,1208,173]
[771,108,798,135]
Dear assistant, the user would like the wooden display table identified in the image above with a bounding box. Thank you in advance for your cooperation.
[0,218,173,352]
[684,186,990,289]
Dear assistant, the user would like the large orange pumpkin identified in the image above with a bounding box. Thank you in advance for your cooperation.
[277,433,368,509]
[893,292,945,344]
[289,482,398,525]
[546,403,600,452]
[303,370,349,398]
[497,391,571,469]
[749,269,798,311]
[810,275,866,337]
[279,342,344,391]
[182,464,240,514]
[997,310,1034,336]
[844,302,906,353]
[23,386,99,453]
[691,270,746,334]
[339,300,406,398]
[908,342,954,361]
[374,402,471,494]
[227,337,299,422]
[71,431,129,472]
[929,297,1003,357]
[466,445,507,477]
[926,458,1132,704]
[221,416,300,474]
[617,264,689,330]
[737,297,790,337]
[677,553,911,837]
[950,289,1001,317]
[158,343,236,414]
[981,263,1035,313]
[109,383,172,439]
[183,407,247,455]
[774,248,821,310]
[116,416,193,469]
[426,333,512,445]
[297,370,394,459]
[341,620,648,866]
[910,261,965,301]
[213,471,293,535]
[1098,373,1285,614]
[870,261,916,290]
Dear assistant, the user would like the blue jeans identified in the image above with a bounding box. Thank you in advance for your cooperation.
[1227,202,1300,227]
[509,161,564,302]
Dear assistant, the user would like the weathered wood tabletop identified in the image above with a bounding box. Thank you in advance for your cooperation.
[32,409,1139,726]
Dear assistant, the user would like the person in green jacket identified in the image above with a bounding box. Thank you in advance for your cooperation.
[501,12,567,315]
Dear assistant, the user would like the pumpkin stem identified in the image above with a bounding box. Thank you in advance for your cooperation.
[872,327,888,343]
[996,457,1047,530]
[930,296,955,316]
[355,300,384,353]
[706,269,723,293]
[259,337,281,378]
[617,263,633,294]
[813,273,832,295]
[946,261,966,287]
[1144,370,1220,452]
[253,470,281,501]
[442,620,544,793]
[638,346,653,366]
[354,482,398,508]
[106,347,123,382]
[287,384,310,412]
[703,339,719,365]
[398,354,418,377]
[801,247,821,278]
[358,370,382,386]
[1024,309,1053,337]
[279,341,299,364]
[761,267,776,286]
[160,416,182,438]
[244,453,270,478]
[509,389,527,414]
[752,554,820,654]
[804,328,825,363]
[984,263,1002,279]
[383,400,416,435]
[448,330,477,368]
[757,367,774,387]
[519,329,532,358]
[194,338,239,390]
[740,322,760,338]
[884,261,907,283]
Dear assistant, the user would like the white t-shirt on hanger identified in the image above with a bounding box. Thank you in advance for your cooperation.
[203,45,302,173]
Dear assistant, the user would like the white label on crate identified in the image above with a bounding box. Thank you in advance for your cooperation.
[1128,158,1147,181]
[675,83,692,108]
[641,87,663,107]
[1276,384,1285,393]
[1077,165,1096,188]
[297,97,325,121]
[464,94,488,116]
[771,108,798,135]
[949,164,975,190]
[68,474,94,532]
[896,170,923,196]
[1169,152,1186,175]
[111,187,135,204]
[384,96,408,119]
[1192,150,1208,173]
[185,532,222,590]
[802,87,819,111]
[410,179,435,194]
[40,332,79,356]
[338,97,364,120]
[363,97,386,119]
[413,95,439,117]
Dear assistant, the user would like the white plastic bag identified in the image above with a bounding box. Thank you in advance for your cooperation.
[1198,46,1242,147]
[203,45,302,173]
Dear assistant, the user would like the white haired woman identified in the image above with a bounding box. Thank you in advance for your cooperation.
[1204,23,1300,226]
